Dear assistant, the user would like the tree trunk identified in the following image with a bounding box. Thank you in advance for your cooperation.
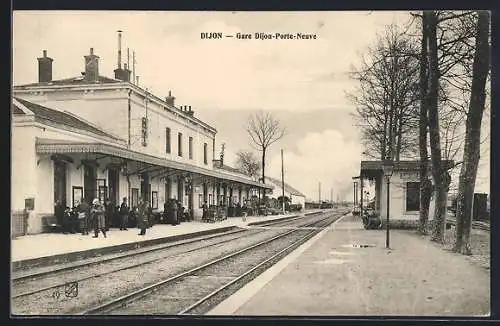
[418,11,431,234]
[454,11,490,255]
[426,11,446,243]
[382,112,388,159]
[260,147,266,201]
[396,115,403,162]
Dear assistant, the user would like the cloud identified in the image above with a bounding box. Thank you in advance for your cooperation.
[13,11,404,113]
[266,129,362,200]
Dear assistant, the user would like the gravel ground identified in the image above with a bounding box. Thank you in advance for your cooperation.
[443,226,490,270]
[13,213,330,298]
[12,228,260,297]
[109,229,313,315]
[11,224,319,315]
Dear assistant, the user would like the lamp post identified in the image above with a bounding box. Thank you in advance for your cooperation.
[381,157,394,249]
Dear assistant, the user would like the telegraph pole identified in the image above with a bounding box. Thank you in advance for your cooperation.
[281,149,285,214]
[318,182,321,203]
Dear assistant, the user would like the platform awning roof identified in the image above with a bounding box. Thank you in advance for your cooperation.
[360,160,455,178]
[36,139,273,190]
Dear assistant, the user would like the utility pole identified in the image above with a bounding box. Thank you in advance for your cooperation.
[318,182,321,203]
[330,188,333,203]
[281,149,285,214]
[133,51,136,85]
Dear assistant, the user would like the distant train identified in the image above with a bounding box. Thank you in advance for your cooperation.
[304,202,335,210]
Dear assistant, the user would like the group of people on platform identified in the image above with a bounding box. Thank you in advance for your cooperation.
[54,196,194,238]
[54,197,257,237]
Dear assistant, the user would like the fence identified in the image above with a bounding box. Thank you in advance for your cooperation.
[11,210,28,238]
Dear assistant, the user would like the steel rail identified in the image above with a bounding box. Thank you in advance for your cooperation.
[178,212,348,314]
[13,212,311,283]
[12,229,259,299]
[78,211,345,315]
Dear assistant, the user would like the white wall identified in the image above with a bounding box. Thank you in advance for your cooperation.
[268,182,305,209]
[11,122,37,211]
[14,90,129,141]
[13,88,217,169]
[378,170,442,220]
[128,93,215,169]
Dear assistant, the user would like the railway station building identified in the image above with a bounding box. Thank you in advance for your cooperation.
[12,48,271,235]
[358,160,454,226]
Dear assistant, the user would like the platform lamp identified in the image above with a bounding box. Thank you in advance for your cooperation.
[381,157,394,249]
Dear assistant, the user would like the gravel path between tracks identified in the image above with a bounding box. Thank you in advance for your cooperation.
[12,213,337,315]
[12,229,256,297]
[106,213,346,315]
[107,230,314,315]
[12,213,325,297]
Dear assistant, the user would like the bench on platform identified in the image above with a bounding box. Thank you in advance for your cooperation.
[41,215,63,233]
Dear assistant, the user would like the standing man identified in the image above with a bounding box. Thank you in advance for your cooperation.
[91,198,107,238]
[137,198,148,236]
[202,201,208,222]
[79,199,90,235]
[172,199,178,226]
[54,200,65,232]
[104,200,113,231]
[119,197,129,230]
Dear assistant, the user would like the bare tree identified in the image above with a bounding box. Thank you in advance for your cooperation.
[246,111,286,187]
[454,11,490,254]
[348,24,420,162]
[413,10,478,242]
[417,12,433,234]
[426,10,452,243]
[235,150,261,181]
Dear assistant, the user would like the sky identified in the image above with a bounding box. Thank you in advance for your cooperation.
[12,11,491,201]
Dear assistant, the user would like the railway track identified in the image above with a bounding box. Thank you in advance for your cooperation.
[80,210,348,315]
[12,212,314,283]
[11,211,343,315]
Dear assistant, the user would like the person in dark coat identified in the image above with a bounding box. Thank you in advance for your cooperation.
[137,199,148,235]
[104,201,113,231]
[78,200,90,235]
[54,200,65,232]
[172,199,179,226]
[62,206,72,234]
[179,205,185,223]
[163,201,169,223]
[91,199,107,238]
[119,197,129,230]
[202,201,208,222]
[147,206,154,227]
[236,202,242,217]
[69,205,78,233]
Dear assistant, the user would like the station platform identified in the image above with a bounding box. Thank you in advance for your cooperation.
[209,214,490,317]
[11,210,324,270]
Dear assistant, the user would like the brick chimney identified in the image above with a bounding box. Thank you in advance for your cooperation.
[187,105,194,117]
[37,50,53,83]
[84,48,99,83]
[114,63,131,82]
[165,90,175,106]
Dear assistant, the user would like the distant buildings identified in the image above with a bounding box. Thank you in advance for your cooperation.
[12,48,271,234]
[265,176,306,210]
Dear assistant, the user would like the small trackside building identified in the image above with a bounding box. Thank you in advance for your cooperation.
[359,160,454,227]
[265,176,306,210]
